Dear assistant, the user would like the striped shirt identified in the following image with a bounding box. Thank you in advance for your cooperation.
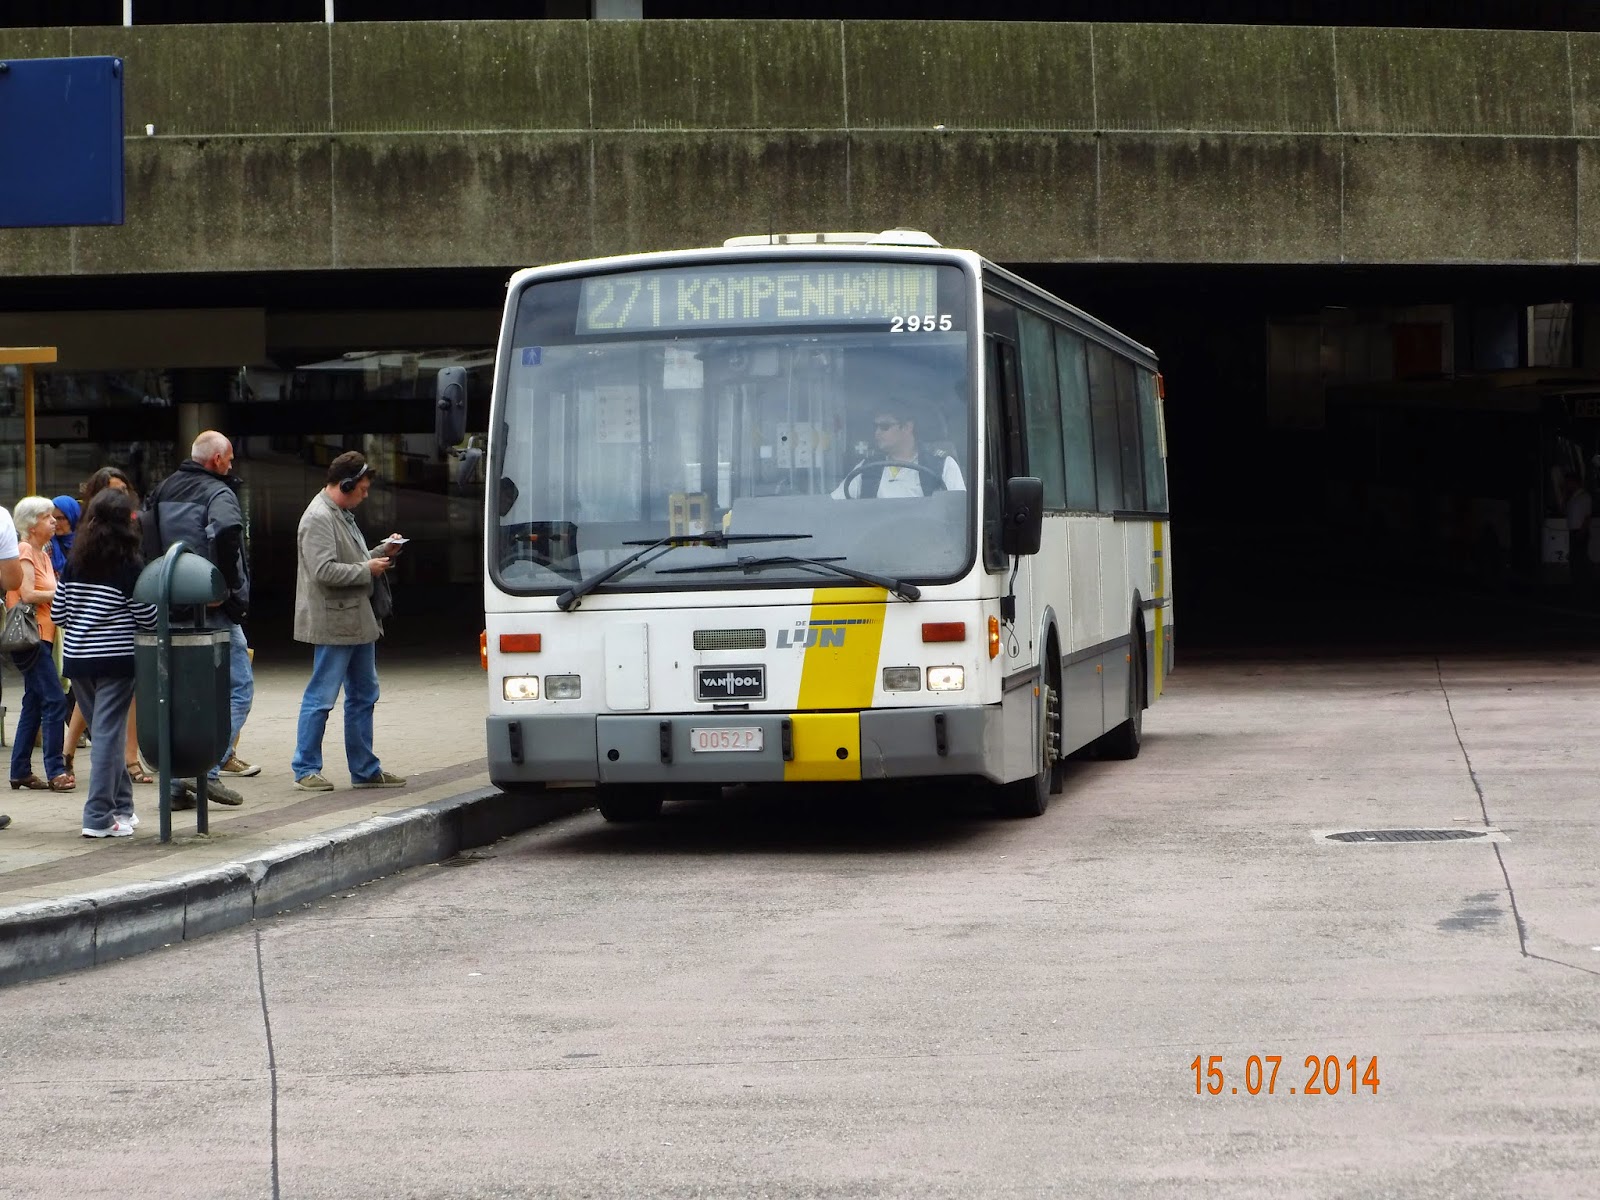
[51,563,158,679]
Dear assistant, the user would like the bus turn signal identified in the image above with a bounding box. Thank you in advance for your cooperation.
[988,616,1000,659]
[479,630,488,670]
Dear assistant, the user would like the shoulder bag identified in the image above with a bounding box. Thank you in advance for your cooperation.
[370,572,394,622]
[0,601,40,654]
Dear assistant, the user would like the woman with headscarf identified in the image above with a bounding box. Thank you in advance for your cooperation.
[49,495,80,574]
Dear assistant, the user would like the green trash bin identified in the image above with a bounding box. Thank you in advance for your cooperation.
[134,628,231,777]
[131,546,233,840]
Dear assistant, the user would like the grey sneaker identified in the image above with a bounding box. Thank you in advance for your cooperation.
[352,771,407,789]
[201,777,245,806]
[294,773,335,792]
[170,779,197,811]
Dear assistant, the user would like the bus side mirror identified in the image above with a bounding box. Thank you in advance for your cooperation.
[435,366,468,452]
[1001,476,1044,556]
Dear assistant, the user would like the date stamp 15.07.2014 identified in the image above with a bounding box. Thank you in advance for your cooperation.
[1191,1055,1380,1097]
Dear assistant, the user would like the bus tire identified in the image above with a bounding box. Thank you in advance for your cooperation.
[1097,628,1144,762]
[596,786,664,823]
[993,676,1059,819]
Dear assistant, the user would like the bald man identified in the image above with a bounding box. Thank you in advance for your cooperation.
[140,430,255,805]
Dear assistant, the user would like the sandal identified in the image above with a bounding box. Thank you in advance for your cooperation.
[8,775,48,791]
[48,774,75,792]
[126,761,155,785]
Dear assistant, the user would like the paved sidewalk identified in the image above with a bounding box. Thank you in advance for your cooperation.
[0,645,580,984]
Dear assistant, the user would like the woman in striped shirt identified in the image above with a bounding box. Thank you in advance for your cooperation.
[51,489,157,838]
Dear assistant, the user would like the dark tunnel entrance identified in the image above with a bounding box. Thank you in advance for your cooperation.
[11,261,1600,656]
[1012,261,1600,654]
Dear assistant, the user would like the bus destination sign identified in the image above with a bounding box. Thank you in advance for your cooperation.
[578,264,946,335]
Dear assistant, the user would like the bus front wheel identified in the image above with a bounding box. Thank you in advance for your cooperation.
[993,679,1060,819]
[596,786,664,823]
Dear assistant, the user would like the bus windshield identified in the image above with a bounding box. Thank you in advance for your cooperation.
[492,259,974,596]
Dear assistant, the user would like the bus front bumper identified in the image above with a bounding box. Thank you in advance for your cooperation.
[487,707,1004,788]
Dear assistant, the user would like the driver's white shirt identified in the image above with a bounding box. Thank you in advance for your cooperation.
[833,455,965,499]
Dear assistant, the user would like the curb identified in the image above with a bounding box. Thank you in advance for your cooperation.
[0,786,589,989]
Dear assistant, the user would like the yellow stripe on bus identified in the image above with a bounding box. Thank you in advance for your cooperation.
[784,712,862,782]
[788,586,888,780]
[1152,522,1165,699]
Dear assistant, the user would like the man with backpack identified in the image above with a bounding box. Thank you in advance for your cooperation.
[140,430,254,807]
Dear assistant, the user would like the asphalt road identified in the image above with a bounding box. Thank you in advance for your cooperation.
[4,654,1599,1199]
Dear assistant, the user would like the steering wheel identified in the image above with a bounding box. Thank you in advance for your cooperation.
[838,458,944,498]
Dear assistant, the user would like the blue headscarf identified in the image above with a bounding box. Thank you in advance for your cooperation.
[49,494,80,573]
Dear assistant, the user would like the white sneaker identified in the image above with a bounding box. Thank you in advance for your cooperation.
[116,812,140,829]
[82,818,135,839]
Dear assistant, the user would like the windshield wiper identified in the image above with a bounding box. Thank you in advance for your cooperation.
[555,532,811,611]
[657,554,921,602]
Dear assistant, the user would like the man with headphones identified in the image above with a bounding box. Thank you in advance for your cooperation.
[290,450,407,792]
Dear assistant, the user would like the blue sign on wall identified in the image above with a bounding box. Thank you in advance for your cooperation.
[0,56,125,228]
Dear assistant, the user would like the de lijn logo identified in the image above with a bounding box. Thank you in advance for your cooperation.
[776,617,874,649]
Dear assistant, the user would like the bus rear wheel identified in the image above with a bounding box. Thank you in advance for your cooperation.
[596,786,664,823]
[993,679,1060,819]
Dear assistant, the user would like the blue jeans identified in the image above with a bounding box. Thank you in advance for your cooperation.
[208,622,254,780]
[73,674,136,830]
[9,646,67,783]
[291,642,382,782]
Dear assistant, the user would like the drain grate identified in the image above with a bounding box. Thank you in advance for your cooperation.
[1327,829,1487,843]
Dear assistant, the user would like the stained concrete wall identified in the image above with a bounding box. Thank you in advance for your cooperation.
[3,20,1598,274]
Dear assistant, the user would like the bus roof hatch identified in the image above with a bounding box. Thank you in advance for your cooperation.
[722,228,941,248]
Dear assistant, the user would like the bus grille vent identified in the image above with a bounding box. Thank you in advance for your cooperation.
[694,628,766,651]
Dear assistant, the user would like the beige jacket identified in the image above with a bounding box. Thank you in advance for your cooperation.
[294,491,385,645]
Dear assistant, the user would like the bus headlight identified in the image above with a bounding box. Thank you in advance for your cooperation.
[544,674,582,700]
[882,666,921,692]
[926,666,965,691]
[503,675,540,701]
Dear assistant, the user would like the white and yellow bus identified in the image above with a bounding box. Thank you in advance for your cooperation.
[482,230,1172,820]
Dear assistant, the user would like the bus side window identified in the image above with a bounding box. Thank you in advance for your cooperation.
[1113,356,1146,511]
[1087,342,1124,513]
[1056,329,1098,511]
[1137,368,1168,512]
[1017,309,1066,510]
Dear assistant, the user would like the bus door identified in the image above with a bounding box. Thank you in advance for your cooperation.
[985,334,1036,682]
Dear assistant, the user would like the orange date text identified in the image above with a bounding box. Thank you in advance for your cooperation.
[1190,1054,1380,1096]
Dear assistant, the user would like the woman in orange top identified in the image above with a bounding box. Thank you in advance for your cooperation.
[7,496,72,791]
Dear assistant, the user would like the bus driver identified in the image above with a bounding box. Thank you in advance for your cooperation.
[831,398,965,499]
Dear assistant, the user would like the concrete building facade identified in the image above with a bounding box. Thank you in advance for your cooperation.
[5,14,1599,636]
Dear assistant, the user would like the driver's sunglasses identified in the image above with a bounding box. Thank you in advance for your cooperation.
[872,419,902,430]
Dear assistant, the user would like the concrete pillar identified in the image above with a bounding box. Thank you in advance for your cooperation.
[168,367,232,453]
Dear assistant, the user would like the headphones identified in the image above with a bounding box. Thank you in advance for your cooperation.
[338,461,370,494]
